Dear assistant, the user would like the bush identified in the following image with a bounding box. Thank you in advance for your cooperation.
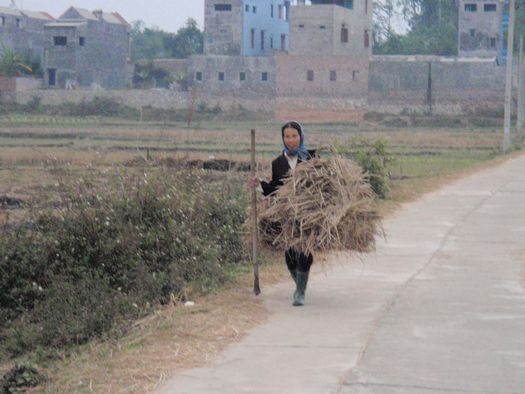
[0,169,248,358]
[1,364,47,393]
[345,139,395,199]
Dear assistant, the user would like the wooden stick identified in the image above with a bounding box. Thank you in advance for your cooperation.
[251,129,261,296]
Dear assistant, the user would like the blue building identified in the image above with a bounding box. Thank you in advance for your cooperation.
[204,0,290,56]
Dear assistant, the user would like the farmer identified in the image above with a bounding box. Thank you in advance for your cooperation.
[248,121,316,306]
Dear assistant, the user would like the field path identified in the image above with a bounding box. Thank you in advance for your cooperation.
[159,153,525,394]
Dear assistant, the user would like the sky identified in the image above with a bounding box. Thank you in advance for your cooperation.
[0,0,205,32]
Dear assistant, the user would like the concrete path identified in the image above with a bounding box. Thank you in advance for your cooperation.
[159,154,525,394]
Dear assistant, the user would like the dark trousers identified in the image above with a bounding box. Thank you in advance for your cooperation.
[285,248,313,273]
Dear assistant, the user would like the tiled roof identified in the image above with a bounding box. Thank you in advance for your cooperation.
[20,10,55,20]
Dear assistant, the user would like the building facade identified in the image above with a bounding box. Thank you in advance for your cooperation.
[43,7,131,89]
[204,0,290,56]
[458,0,503,58]
[0,7,54,62]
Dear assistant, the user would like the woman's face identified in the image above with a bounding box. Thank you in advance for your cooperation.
[283,127,301,151]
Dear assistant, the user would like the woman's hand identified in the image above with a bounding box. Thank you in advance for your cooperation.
[246,176,261,190]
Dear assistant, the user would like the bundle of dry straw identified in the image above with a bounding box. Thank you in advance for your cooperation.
[258,155,381,256]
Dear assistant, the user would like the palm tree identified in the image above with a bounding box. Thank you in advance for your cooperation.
[0,42,32,77]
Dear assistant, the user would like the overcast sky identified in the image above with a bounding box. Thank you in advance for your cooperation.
[0,0,205,32]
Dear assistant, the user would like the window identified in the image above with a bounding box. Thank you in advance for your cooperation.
[281,34,286,51]
[251,28,255,49]
[345,0,353,9]
[278,5,283,19]
[15,18,20,28]
[320,25,326,30]
[484,4,497,12]
[352,70,358,81]
[330,70,337,82]
[470,29,476,38]
[490,38,497,48]
[365,0,368,14]
[240,72,246,81]
[79,37,85,46]
[307,70,314,82]
[253,6,256,13]
[364,29,370,48]
[218,72,225,81]
[215,4,232,11]
[54,36,67,46]
[195,71,202,81]
[245,4,249,12]
[341,27,349,43]
[261,72,268,81]
[270,36,274,48]
[261,30,265,50]
[299,24,305,29]
[464,4,477,12]
[1,16,5,26]
[271,4,274,17]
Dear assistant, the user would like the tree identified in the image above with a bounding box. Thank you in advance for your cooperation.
[0,43,32,77]
[164,18,203,59]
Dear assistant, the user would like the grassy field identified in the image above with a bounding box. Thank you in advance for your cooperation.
[1,113,524,392]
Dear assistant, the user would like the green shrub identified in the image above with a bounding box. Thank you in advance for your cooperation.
[0,169,248,358]
[345,139,395,199]
[1,364,47,393]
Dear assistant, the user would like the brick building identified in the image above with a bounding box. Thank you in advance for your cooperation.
[204,0,290,56]
[0,6,54,62]
[43,7,131,89]
[458,0,504,59]
[190,0,372,100]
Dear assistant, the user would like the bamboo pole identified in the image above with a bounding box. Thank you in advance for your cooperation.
[251,129,261,296]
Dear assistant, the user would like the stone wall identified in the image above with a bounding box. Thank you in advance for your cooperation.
[458,0,501,58]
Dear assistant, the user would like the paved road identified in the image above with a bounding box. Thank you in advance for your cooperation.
[160,154,525,394]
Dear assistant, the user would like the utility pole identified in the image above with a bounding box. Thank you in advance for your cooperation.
[503,0,516,152]
[518,36,524,132]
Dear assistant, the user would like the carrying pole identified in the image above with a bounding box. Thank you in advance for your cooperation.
[251,129,261,295]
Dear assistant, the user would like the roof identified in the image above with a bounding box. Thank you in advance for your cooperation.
[20,10,55,20]
[109,12,129,26]
[0,6,22,17]
[56,7,128,26]
[70,7,98,21]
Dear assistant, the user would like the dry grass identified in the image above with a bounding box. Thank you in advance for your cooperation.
[259,156,380,255]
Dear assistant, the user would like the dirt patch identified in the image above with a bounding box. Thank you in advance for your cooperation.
[274,109,364,124]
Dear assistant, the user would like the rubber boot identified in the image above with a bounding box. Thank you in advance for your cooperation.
[293,270,309,307]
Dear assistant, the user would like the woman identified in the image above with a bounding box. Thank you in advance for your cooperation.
[248,121,316,306]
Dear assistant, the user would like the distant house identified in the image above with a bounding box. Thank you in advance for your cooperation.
[43,7,131,89]
[0,6,54,62]
[458,0,503,59]
[204,0,290,56]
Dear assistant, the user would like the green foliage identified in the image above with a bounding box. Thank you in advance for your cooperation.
[1,364,47,393]
[133,62,173,89]
[345,139,395,198]
[48,96,134,117]
[374,0,458,56]
[130,18,203,61]
[0,43,32,77]
[0,170,248,358]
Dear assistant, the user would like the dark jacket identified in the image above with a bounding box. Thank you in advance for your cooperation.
[261,150,316,196]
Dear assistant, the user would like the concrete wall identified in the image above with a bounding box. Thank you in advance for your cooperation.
[459,0,502,58]
[369,56,507,113]
[276,54,369,98]
[187,55,277,97]
[289,3,371,57]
